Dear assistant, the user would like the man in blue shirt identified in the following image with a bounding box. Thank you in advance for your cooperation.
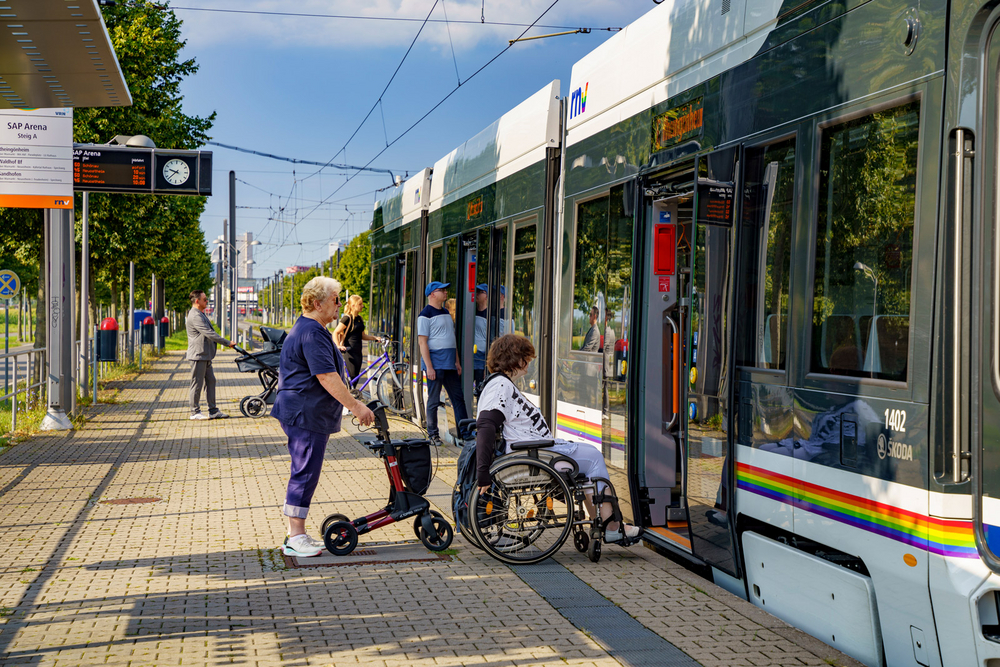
[418,281,469,445]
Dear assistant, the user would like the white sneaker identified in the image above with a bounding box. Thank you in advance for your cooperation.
[283,533,323,557]
[190,413,209,421]
[605,524,643,544]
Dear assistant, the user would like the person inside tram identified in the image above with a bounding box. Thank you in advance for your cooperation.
[580,305,600,352]
[474,284,489,385]
[475,333,643,544]
[602,309,615,412]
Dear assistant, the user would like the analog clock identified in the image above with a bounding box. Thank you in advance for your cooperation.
[162,158,190,186]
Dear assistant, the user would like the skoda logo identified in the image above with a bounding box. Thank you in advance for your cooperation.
[877,433,888,460]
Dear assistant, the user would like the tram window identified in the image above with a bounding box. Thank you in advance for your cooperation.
[572,186,632,353]
[512,258,536,339]
[811,101,919,381]
[445,238,459,305]
[573,195,610,351]
[514,225,536,254]
[430,244,443,285]
[740,139,795,370]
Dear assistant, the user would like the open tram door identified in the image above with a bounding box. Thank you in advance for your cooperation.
[632,146,742,579]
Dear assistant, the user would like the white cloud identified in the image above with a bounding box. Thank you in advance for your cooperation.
[174,0,643,52]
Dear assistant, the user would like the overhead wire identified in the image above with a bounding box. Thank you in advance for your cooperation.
[296,0,565,224]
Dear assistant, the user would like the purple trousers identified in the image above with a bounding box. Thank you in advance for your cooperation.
[281,422,331,518]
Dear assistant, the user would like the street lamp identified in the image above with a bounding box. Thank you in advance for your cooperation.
[853,261,880,373]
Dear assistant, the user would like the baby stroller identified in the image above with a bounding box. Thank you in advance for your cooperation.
[233,326,286,418]
[321,401,453,555]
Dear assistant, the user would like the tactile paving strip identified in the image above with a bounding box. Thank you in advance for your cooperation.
[510,561,700,667]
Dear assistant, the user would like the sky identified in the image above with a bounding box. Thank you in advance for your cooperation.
[170,0,656,279]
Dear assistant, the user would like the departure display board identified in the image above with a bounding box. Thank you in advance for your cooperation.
[696,179,735,226]
[72,144,212,196]
[73,147,152,193]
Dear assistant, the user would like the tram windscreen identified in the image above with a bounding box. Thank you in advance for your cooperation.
[811,101,919,381]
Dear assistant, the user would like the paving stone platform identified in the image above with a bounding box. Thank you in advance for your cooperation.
[0,350,863,667]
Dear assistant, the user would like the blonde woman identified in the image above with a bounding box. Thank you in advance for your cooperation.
[333,295,380,383]
[271,277,375,557]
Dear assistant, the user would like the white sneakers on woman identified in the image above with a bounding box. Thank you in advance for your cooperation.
[282,533,324,557]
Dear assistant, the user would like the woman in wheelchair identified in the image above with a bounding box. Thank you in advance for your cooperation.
[475,334,642,545]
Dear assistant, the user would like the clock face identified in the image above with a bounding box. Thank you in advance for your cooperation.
[162,158,190,186]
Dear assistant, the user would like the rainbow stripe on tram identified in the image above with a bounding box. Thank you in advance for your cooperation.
[556,412,601,445]
[736,463,977,559]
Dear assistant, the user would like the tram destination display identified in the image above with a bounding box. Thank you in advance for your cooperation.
[73,147,151,193]
[696,178,735,226]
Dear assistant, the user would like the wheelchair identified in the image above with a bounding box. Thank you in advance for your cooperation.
[458,419,638,565]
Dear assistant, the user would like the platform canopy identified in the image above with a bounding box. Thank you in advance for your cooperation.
[0,0,131,109]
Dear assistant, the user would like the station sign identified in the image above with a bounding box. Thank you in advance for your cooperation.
[73,144,212,196]
[0,108,74,209]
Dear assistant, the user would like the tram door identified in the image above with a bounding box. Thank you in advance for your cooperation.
[684,147,740,576]
[456,233,478,406]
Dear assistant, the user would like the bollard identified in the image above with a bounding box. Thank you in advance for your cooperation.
[91,332,98,403]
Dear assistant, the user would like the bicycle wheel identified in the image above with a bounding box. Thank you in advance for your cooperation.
[376,362,413,415]
[469,456,573,565]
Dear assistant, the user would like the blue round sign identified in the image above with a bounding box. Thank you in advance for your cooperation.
[0,269,20,299]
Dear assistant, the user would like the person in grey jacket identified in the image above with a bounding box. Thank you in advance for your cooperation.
[186,290,236,420]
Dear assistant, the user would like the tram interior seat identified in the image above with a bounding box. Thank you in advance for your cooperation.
[816,314,909,376]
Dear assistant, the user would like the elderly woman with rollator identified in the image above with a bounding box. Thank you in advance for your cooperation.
[272,276,375,558]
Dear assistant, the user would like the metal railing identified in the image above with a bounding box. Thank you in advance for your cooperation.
[1,346,47,433]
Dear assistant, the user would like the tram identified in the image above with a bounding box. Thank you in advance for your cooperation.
[367,1,1000,665]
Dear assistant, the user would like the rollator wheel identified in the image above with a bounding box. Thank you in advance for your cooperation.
[323,520,358,556]
[321,513,350,536]
[418,517,454,552]
[587,536,602,563]
[239,396,250,418]
[245,396,268,418]
[573,530,590,553]
[470,457,573,565]
[413,510,444,540]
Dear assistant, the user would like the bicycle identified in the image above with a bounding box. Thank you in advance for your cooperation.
[346,335,413,415]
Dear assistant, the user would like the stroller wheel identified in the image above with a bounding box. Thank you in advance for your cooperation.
[239,396,251,418]
[322,513,350,536]
[323,520,359,556]
[245,396,268,418]
[418,516,454,552]
[573,530,590,553]
[413,510,443,540]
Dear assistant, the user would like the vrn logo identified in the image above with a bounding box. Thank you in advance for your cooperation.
[569,83,588,119]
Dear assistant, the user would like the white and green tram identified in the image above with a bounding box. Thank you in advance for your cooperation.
[368,1,1000,664]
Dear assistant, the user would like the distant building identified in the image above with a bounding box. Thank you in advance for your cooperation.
[237,232,255,279]
[285,265,312,275]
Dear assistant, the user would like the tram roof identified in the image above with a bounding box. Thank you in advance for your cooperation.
[565,0,785,146]
[428,80,560,212]
[0,0,130,110]
[373,168,431,232]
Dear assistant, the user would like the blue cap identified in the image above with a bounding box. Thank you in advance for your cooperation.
[425,281,450,297]
[476,283,488,292]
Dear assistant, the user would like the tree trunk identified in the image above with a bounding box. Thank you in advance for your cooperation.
[110,279,119,323]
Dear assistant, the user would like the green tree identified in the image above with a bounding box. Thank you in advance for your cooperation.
[336,232,372,304]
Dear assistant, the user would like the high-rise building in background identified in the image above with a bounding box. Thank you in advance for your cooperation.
[237,232,255,279]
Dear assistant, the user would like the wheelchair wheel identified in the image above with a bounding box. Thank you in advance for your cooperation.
[323,520,358,556]
[587,536,602,563]
[376,363,413,415]
[573,530,590,553]
[418,516,454,552]
[413,510,444,540]
[322,513,350,536]
[469,456,573,565]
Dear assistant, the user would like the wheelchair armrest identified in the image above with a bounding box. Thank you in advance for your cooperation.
[509,439,556,451]
[458,418,477,432]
